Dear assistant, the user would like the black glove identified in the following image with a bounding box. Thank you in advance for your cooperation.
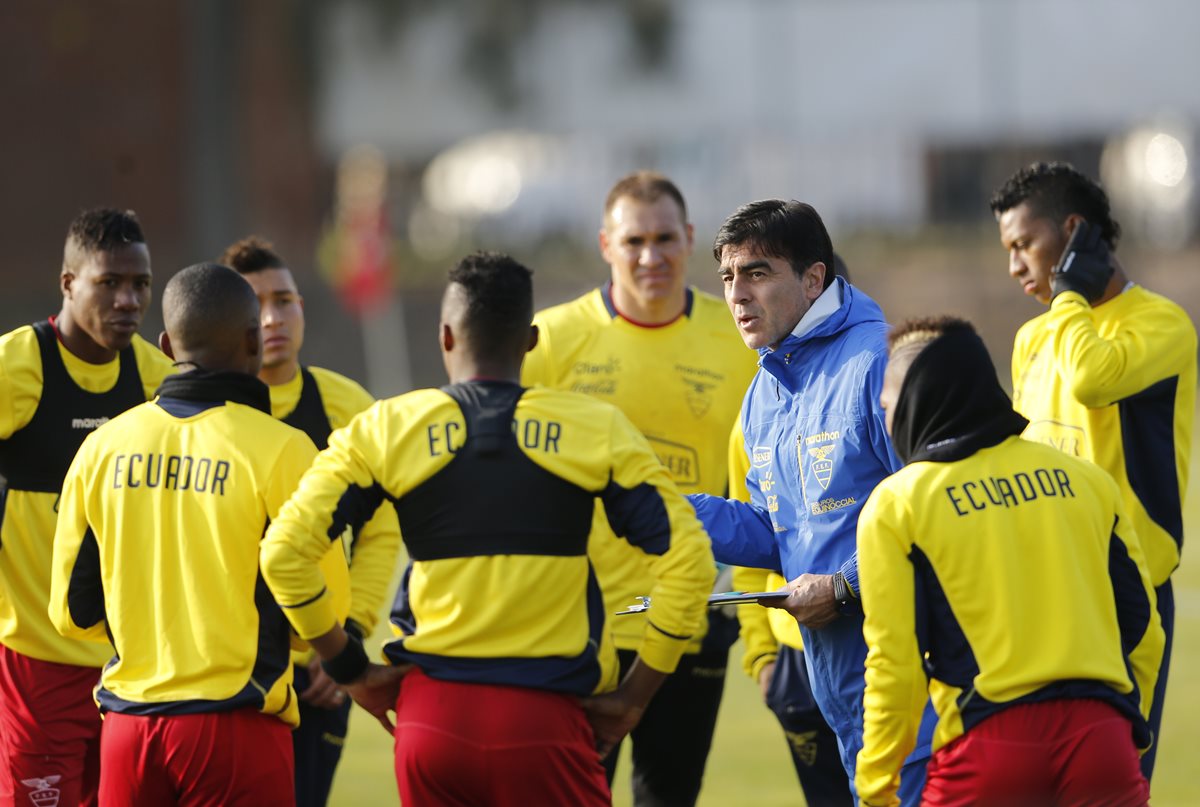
[1051,220,1113,303]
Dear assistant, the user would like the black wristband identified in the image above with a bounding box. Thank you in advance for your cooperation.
[320,633,369,685]
[344,618,366,642]
[832,572,858,614]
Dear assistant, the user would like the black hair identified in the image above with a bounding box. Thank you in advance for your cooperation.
[713,200,836,289]
[162,263,259,352]
[63,208,146,271]
[219,236,287,274]
[447,251,533,362]
[989,162,1121,249]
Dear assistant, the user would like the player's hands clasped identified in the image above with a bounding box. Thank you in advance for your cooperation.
[299,656,347,709]
[1051,220,1113,303]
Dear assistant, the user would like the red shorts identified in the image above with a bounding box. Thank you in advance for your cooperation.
[99,708,293,807]
[922,698,1149,807]
[394,668,610,807]
[0,644,102,807]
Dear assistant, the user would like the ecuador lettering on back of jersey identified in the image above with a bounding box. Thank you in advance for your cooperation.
[425,416,563,457]
[111,453,230,494]
[943,466,1074,516]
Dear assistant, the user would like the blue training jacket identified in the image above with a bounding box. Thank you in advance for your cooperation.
[690,278,935,795]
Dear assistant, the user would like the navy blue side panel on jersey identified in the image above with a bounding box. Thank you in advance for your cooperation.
[1118,376,1183,550]
[601,480,672,556]
[67,527,105,628]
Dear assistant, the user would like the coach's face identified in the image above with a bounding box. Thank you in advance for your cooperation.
[719,244,825,351]
[997,201,1069,306]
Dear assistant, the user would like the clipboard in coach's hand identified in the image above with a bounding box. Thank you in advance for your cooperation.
[613,591,788,615]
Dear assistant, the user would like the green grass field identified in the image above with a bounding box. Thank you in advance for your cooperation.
[328,473,1200,806]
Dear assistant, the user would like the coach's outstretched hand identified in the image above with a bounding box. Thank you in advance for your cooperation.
[768,573,839,629]
[347,663,411,735]
[582,656,668,758]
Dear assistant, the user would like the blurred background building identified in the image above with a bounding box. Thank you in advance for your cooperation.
[2,0,1197,395]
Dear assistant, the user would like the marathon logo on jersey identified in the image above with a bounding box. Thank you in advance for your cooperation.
[20,776,61,807]
[801,430,841,491]
[71,416,109,430]
[647,436,700,487]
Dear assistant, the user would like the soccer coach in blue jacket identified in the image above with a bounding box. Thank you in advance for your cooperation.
[691,199,934,805]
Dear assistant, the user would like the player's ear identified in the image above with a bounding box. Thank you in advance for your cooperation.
[440,321,455,353]
[245,324,261,358]
[1063,213,1085,240]
[159,331,174,359]
[527,324,539,353]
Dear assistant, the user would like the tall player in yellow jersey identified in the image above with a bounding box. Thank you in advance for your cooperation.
[521,171,756,806]
[991,162,1196,780]
[220,236,401,807]
[855,316,1162,806]
[49,263,350,806]
[0,209,174,806]
[260,252,714,806]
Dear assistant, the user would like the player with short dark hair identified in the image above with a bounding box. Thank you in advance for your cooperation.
[522,172,756,805]
[992,161,1196,780]
[49,262,350,806]
[260,250,715,807]
[855,315,1162,806]
[0,208,174,806]
[220,235,400,807]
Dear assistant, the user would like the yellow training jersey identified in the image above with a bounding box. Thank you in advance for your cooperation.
[0,323,173,666]
[49,372,349,728]
[261,381,715,696]
[270,365,401,636]
[522,285,755,651]
[727,422,803,682]
[1012,285,1196,585]
[855,436,1164,806]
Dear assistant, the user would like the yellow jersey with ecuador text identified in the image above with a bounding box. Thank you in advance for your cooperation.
[261,381,715,695]
[1012,285,1196,586]
[522,285,756,651]
[48,384,347,728]
[0,325,173,666]
[271,366,401,637]
[854,436,1163,807]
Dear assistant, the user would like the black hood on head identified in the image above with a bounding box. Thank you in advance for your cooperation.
[890,326,1028,464]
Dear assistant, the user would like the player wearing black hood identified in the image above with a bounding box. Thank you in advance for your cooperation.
[853,316,1163,807]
